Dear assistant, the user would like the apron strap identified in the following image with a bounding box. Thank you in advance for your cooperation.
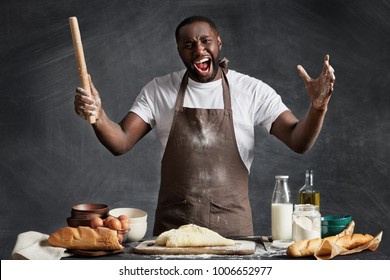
[219,57,229,69]
[175,71,189,110]
[221,68,231,111]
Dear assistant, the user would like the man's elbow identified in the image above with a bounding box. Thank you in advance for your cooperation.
[111,150,125,156]
[294,147,309,154]
[291,143,313,154]
[105,145,128,156]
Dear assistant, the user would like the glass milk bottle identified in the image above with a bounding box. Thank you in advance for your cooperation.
[271,175,293,242]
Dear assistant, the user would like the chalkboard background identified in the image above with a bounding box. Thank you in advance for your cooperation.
[1,0,389,259]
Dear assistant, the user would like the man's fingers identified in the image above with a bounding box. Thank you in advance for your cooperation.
[74,75,99,121]
[297,64,311,84]
[329,67,336,82]
[76,91,94,104]
[323,55,336,82]
[76,86,89,96]
[324,54,330,64]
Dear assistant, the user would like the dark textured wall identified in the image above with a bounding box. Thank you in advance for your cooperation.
[1,0,389,259]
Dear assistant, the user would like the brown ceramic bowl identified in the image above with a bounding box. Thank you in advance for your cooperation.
[66,217,93,227]
[70,211,106,219]
[71,203,109,219]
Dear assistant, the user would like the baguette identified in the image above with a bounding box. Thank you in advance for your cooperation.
[48,226,123,251]
[286,233,374,257]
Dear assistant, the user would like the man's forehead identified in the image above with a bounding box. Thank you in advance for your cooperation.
[178,21,217,40]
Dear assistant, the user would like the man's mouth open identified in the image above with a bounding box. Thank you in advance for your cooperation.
[194,58,212,77]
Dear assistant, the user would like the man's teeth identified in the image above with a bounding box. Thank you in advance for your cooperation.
[194,58,211,74]
[198,58,209,63]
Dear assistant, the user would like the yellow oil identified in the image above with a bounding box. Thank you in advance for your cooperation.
[299,192,320,210]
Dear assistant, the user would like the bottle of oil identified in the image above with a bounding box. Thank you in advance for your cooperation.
[298,170,320,211]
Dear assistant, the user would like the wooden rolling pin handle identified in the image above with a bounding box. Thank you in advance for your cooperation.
[69,16,96,124]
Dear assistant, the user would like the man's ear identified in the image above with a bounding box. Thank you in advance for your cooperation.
[218,36,222,51]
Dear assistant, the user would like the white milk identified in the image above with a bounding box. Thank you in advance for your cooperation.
[271,203,293,241]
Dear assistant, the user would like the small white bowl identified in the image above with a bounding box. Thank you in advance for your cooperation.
[108,207,148,223]
[127,222,148,242]
[109,208,148,241]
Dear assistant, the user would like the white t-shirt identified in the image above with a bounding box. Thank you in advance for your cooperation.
[130,69,289,172]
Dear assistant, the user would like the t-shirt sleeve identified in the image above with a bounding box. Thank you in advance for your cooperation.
[254,82,289,133]
[129,82,157,128]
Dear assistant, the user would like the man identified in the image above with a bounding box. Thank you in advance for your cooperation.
[74,16,335,236]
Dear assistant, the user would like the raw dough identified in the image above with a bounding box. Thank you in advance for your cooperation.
[155,224,235,247]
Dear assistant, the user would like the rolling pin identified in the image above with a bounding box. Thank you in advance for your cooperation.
[69,16,96,124]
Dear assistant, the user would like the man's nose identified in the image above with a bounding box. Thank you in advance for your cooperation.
[194,42,206,54]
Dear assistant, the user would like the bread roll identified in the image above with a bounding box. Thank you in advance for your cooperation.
[48,226,123,250]
[286,233,374,257]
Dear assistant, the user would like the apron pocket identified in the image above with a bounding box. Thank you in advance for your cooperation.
[209,201,253,236]
[154,199,191,234]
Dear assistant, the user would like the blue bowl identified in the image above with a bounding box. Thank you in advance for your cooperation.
[321,215,352,226]
[321,215,352,237]
[321,224,348,237]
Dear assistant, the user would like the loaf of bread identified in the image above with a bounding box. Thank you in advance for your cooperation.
[286,233,374,257]
[48,226,123,250]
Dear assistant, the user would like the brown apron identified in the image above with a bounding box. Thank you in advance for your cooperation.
[153,68,253,237]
